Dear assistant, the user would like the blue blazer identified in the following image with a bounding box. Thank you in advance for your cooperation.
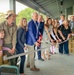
[26,19,38,45]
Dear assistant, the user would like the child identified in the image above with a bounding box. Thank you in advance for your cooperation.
[0,29,11,65]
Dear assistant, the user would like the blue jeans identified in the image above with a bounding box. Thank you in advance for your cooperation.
[37,44,41,59]
[59,41,69,54]
[20,56,25,73]
[16,46,25,73]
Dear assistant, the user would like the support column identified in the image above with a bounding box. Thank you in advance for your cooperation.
[65,9,67,19]
[9,0,16,13]
[73,5,74,15]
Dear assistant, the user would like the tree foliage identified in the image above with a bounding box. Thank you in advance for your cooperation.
[0,7,46,25]
[0,12,5,23]
[16,7,36,25]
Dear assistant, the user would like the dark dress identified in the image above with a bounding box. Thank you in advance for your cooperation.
[58,24,71,54]
[16,27,26,73]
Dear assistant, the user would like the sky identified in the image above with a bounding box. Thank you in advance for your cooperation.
[0,0,28,14]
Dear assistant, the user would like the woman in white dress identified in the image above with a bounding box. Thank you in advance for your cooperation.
[41,18,54,59]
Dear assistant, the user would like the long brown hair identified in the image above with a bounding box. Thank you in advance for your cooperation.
[45,18,52,28]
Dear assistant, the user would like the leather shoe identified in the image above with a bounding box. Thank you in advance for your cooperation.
[30,67,40,71]
[20,73,26,75]
[26,63,30,68]
[38,58,44,61]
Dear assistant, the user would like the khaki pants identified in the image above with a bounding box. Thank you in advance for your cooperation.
[26,45,35,68]
[0,51,3,65]
[0,46,10,65]
[3,44,16,65]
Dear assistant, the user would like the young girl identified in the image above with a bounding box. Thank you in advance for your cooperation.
[0,29,11,65]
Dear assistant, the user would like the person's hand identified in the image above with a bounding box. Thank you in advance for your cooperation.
[56,40,59,43]
[24,46,27,51]
[51,39,54,43]
[50,39,55,45]
[8,48,15,55]
[67,34,72,40]
[58,39,62,42]
[8,49,13,54]
[63,37,65,41]
[35,42,40,47]
[67,37,69,40]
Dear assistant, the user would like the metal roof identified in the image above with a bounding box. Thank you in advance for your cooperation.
[16,0,74,18]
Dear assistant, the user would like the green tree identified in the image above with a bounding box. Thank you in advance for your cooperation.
[0,12,5,23]
[16,8,36,25]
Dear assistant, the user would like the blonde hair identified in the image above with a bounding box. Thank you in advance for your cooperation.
[18,18,27,30]
[62,20,69,24]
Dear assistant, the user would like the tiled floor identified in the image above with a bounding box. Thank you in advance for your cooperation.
[25,53,74,75]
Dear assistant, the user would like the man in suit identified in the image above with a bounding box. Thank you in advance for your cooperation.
[37,15,44,61]
[26,12,40,71]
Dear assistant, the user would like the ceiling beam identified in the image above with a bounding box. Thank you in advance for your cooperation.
[39,0,56,7]
[32,0,55,17]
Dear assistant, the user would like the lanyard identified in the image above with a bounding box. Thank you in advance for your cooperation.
[34,21,38,38]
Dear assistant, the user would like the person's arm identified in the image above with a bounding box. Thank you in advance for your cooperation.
[12,25,17,52]
[17,28,25,49]
[3,47,12,54]
[58,29,65,40]
[67,26,72,40]
[67,34,71,40]
[54,28,61,41]
[44,25,54,42]
[3,47,11,51]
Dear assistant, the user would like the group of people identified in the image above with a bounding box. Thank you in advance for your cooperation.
[0,10,73,75]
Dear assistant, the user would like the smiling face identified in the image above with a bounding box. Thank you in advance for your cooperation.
[38,15,43,22]
[22,19,27,27]
[71,16,74,21]
[6,14,16,25]
[32,12,38,21]
[60,15,65,21]
[19,18,27,28]
[63,20,69,26]
[48,19,52,25]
